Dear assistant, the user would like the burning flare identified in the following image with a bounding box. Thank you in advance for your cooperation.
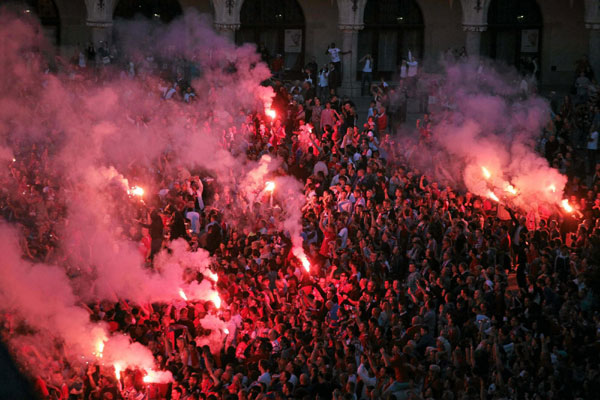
[114,364,122,380]
[178,288,188,301]
[264,181,275,192]
[223,328,229,335]
[561,199,573,213]
[206,270,218,282]
[298,253,311,273]
[142,369,173,384]
[94,340,105,358]
[210,291,221,308]
[504,184,517,195]
[548,184,556,193]
[481,166,491,180]
[130,186,144,196]
[265,108,276,120]
[487,191,500,202]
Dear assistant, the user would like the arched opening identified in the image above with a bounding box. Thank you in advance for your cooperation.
[359,0,424,80]
[113,0,183,23]
[14,0,61,46]
[237,0,306,77]
[484,0,542,77]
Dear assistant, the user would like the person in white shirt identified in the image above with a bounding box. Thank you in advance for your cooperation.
[357,355,376,399]
[163,82,177,100]
[318,66,329,101]
[337,191,353,214]
[337,220,349,249]
[360,54,373,96]
[407,58,418,78]
[326,42,350,88]
[78,50,86,68]
[367,101,377,119]
[327,43,341,65]
[400,60,408,79]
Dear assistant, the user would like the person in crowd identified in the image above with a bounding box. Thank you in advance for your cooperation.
[360,54,374,96]
[327,62,341,95]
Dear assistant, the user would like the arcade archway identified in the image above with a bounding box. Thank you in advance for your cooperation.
[359,0,424,80]
[21,0,61,46]
[237,0,306,74]
[113,0,183,23]
[485,0,542,76]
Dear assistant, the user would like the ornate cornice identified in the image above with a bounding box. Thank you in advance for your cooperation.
[338,24,364,32]
[86,20,113,28]
[214,23,240,31]
[462,24,487,32]
[585,22,600,30]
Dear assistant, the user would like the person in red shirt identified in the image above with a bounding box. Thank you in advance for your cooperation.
[271,54,284,79]
[319,211,337,259]
[376,106,388,134]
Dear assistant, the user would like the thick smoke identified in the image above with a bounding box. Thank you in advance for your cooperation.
[0,222,164,381]
[0,223,106,362]
[399,61,566,214]
[0,7,300,379]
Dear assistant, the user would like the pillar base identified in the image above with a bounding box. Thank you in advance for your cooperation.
[87,20,113,45]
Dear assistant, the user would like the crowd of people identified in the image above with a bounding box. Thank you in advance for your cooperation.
[2,38,600,400]
[542,55,600,179]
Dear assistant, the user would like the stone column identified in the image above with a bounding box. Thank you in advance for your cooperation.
[211,0,243,43]
[584,0,600,77]
[459,0,491,61]
[340,24,362,97]
[336,0,367,97]
[463,24,487,60]
[85,0,114,45]
[589,27,600,77]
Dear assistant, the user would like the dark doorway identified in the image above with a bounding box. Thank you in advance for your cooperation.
[484,0,542,77]
[237,0,306,75]
[359,0,424,80]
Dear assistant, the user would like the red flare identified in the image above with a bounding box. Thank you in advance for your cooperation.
[265,109,276,119]
[130,186,144,196]
[481,166,491,180]
[488,191,499,202]
[114,364,122,380]
[561,199,573,213]
[178,289,188,301]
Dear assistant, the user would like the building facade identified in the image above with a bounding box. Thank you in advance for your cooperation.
[14,0,600,94]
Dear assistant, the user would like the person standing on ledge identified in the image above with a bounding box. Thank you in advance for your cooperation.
[326,43,350,89]
[360,53,374,96]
